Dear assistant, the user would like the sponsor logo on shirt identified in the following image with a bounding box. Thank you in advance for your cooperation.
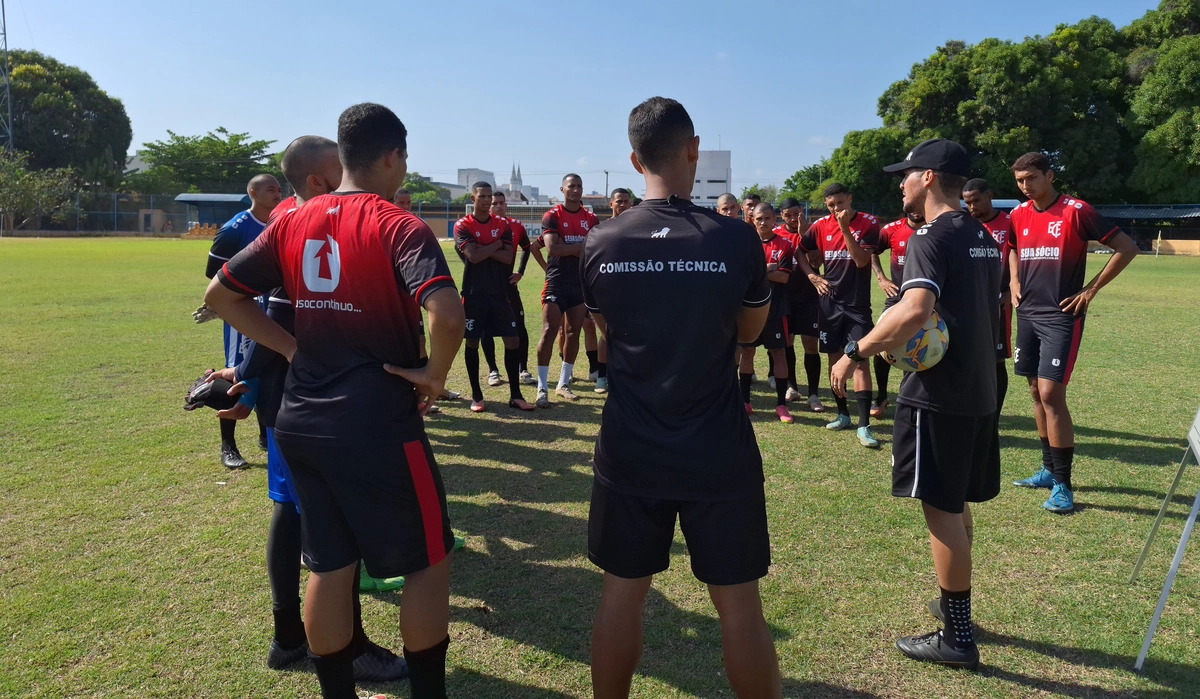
[824,250,854,260]
[302,236,341,293]
[650,227,670,238]
[597,259,729,274]
[969,246,1001,259]
[1019,246,1061,260]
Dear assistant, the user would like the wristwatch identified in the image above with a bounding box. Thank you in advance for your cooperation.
[845,340,867,364]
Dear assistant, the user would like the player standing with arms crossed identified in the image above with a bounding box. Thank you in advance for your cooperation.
[832,138,1002,669]
[869,210,924,417]
[1007,153,1139,513]
[582,96,781,699]
[480,189,545,387]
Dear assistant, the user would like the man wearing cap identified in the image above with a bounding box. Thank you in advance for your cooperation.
[831,139,1001,670]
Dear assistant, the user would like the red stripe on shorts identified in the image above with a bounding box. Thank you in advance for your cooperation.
[1062,316,1084,386]
[403,440,447,567]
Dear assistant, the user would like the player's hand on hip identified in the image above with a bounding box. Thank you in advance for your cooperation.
[216,402,252,420]
[830,355,855,398]
[193,303,219,324]
[1059,288,1094,316]
[809,274,831,296]
[509,273,523,284]
[383,364,445,416]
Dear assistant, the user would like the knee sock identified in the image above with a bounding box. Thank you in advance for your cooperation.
[785,346,798,390]
[480,335,498,374]
[804,353,821,397]
[220,417,236,445]
[537,365,549,391]
[597,362,607,379]
[404,636,450,699]
[835,394,849,416]
[996,361,1009,414]
[517,324,530,373]
[739,373,753,404]
[312,640,360,699]
[775,375,789,406]
[1050,447,1074,489]
[873,355,890,403]
[558,362,574,388]
[766,352,775,377]
[505,348,524,401]
[940,587,975,650]
[585,349,598,375]
[267,502,305,649]
[1040,436,1053,470]
[855,390,872,428]
[464,345,483,402]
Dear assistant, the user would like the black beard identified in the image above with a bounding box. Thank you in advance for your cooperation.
[902,188,927,218]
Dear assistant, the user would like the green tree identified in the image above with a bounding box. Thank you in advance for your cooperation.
[9,50,132,173]
[133,128,280,194]
[0,151,77,231]
[403,172,451,201]
[739,183,779,204]
[1127,34,1200,201]
[781,160,829,203]
[823,128,914,215]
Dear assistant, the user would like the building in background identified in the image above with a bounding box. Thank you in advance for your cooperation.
[457,168,495,188]
[690,150,733,205]
[501,163,548,203]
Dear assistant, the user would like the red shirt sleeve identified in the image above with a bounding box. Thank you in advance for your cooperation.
[389,214,457,306]
[540,209,560,244]
[876,224,892,252]
[798,222,819,253]
[1075,202,1120,244]
[218,220,284,296]
[453,219,473,253]
[859,217,881,252]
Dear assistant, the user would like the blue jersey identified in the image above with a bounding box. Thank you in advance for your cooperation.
[206,209,269,279]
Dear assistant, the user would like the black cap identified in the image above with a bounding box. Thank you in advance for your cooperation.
[883,138,970,177]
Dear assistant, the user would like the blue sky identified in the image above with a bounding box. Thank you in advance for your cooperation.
[13,0,1158,196]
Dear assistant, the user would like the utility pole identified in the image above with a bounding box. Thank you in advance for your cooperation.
[604,170,609,198]
[0,0,11,153]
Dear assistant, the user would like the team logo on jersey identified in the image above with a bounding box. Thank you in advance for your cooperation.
[1048,221,1063,239]
[302,235,341,293]
[898,240,906,248]
[581,221,590,231]
[465,318,476,332]
[650,227,670,238]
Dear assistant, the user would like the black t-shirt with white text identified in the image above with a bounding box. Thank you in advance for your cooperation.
[897,211,1001,417]
[581,197,770,501]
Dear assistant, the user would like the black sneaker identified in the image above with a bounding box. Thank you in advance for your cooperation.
[267,639,309,670]
[896,630,979,670]
[258,434,268,451]
[221,442,248,470]
[353,640,409,682]
[928,598,944,624]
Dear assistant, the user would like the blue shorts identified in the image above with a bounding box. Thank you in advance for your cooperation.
[223,296,267,368]
[266,427,299,506]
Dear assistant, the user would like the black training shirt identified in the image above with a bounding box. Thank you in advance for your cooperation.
[897,211,1001,417]
[581,197,770,501]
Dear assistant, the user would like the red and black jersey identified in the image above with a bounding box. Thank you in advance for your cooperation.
[978,210,1014,294]
[540,204,599,292]
[798,211,880,310]
[217,192,456,440]
[454,213,513,295]
[877,217,919,285]
[759,233,795,319]
[1010,195,1119,317]
[503,216,531,275]
[271,196,298,222]
[774,225,817,302]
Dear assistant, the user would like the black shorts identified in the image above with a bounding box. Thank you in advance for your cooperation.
[739,316,788,351]
[891,405,1001,514]
[818,299,873,354]
[505,283,524,320]
[542,286,585,313]
[1013,313,1084,385]
[274,431,455,579]
[463,293,517,341]
[788,298,819,339]
[588,479,770,586]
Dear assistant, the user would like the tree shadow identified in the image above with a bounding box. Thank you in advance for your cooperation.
[998,414,1187,448]
[1079,485,1198,508]
[996,433,1182,468]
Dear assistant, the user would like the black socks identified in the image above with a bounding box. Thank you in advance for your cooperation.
[1040,436,1053,469]
[220,417,236,445]
[516,323,530,374]
[785,346,798,390]
[940,587,975,650]
[267,502,304,648]
[480,334,499,374]
[404,636,450,699]
[464,344,483,402]
[804,353,821,397]
[775,373,789,406]
[854,390,872,428]
[739,373,753,404]
[1050,446,1074,489]
[597,362,607,379]
[312,640,361,699]
[996,361,1008,413]
[873,355,890,403]
[835,394,849,416]
[505,348,524,401]
[586,349,599,375]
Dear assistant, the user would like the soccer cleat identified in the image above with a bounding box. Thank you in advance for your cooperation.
[424,403,441,414]
[744,402,754,416]
[221,442,248,470]
[775,406,794,423]
[825,414,852,431]
[508,398,535,411]
[1014,466,1055,489]
[768,376,777,390]
[555,385,579,401]
[487,370,502,387]
[589,370,599,382]
[440,389,460,401]
[535,389,551,408]
[928,598,945,624]
[470,400,486,413]
[267,639,309,670]
[519,370,537,385]
[807,395,825,413]
[353,640,410,682]
[857,426,880,449]
[594,376,608,394]
[870,399,889,418]
[785,386,802,402]
[258,433,268,451]
[1042,482,1075,513]
[453,534,466,551]
[895,630,979,670]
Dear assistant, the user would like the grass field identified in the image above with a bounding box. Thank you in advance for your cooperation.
[1,237,1198,698]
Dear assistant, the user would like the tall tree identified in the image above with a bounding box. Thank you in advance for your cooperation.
[780,160,830,204]
[0,151,77,231]
[133,128,280,194]
[9,50,132,172]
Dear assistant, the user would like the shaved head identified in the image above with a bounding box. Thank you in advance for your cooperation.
[281,136,339,196]
[247,173,280,195]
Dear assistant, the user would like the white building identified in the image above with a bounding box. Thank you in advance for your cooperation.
[690,150,733,204]
[458,168,495,188]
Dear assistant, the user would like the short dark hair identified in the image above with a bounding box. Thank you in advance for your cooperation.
[394,187,410,196]
[472,181,492,192]
[934,171,968,199]
[823,182,849,198]
[717,193,737,205]
[492,189,506,200]
[562,173,582,184]
[778,197,801,210]
[962,178,990,194]
[1011,152,1051,174]
[337,103,407,173]
[627,96,695,171]
[610,188,631,199]
[754,202,775,216]
[744,193,761,203]
[280,136,338,193]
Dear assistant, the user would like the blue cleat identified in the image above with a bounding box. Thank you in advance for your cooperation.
[1013,466,1055,489]
[825,414,852,431]
[857,426,880,449]
[1042,483,1074,513]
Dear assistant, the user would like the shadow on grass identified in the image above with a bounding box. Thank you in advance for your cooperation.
[1080,486,1198,507]
[999,414,1187,448]
[997,433,1183,469]
[980,630,1200,698]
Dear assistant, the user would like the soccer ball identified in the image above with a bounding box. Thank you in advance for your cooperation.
[880,307,949,372]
